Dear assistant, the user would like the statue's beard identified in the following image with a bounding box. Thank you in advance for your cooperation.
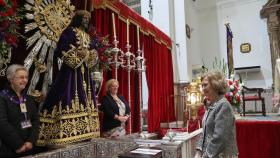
[81,23,89,31]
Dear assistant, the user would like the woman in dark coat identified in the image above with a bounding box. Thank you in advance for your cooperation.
[0,64,39,157]
[101,79,130,138]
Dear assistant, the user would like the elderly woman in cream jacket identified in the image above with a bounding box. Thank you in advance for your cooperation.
[195,71,238,158]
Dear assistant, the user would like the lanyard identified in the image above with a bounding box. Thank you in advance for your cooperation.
[0,89,29,121]
[19,96,28,120]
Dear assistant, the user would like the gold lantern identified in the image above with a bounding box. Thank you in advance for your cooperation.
[184,79,203,120]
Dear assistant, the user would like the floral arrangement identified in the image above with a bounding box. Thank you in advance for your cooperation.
[0,0,23,73]
[89,27,112,71]
[225,74,243,110]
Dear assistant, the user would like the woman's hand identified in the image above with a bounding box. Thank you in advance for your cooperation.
[16,144,27,154]
[115,115,129,123]
[16,142,33,153]
[124,115,129,121]
[24,142,33,150]
[118,116,128,123]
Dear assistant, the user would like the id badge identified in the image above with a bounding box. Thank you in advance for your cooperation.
[20,103,27,113]
[21,120,32,129]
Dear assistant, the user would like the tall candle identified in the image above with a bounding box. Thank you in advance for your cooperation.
[142,43,144,58]
[112,13,116,39]
[127,19,129,44]
[137,25,140,50]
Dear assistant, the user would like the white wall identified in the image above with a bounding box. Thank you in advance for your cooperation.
[142,0,271,88]
[191,0,271,88]
[174,0,189,82]
[141,0,170,35]
[141,0,189,82]
[198,7,221,70]
[185,0,202,78]
[140,0,272,111]
[216,0,271,88]
[185,0,221,80]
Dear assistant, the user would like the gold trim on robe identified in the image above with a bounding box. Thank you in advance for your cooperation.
[37,27,100,146]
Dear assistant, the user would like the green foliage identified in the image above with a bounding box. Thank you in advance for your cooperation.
[212,57,228,77]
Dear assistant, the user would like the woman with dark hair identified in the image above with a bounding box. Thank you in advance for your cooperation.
[195,71,238,158]
[37,10,100,147]
[0,64,39,157]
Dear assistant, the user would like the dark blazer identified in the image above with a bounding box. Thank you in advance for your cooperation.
[101,93,130,132]
[0,87,39,157]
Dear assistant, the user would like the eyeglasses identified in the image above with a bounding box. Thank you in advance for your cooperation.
[14,76,28,80]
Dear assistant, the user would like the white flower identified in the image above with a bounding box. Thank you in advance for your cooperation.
[229,85,235,91]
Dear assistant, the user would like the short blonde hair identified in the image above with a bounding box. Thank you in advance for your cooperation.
[201,71,228,95]
[105,79,119,92]
[6,64,28,82]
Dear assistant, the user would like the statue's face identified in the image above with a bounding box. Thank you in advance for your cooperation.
[82,15,90,29]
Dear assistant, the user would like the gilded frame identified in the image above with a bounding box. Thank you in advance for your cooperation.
[240,43,251,53]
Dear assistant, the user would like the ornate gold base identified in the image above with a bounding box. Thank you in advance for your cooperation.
[37,102,100,146]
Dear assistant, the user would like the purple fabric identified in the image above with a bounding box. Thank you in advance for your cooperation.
[0,87,27,105]
[226,24,233,77]
[41,27,96,112]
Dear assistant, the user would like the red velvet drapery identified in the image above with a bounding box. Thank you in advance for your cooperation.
[91,8,141,133]
[143,35,176,132]
[91,1,176,133]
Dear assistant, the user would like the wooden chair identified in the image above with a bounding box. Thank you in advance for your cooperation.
[241,86,266,116]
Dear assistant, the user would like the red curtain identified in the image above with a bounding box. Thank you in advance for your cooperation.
[92,3,175,133]
[92,8,141,133]
[144,35,176,133]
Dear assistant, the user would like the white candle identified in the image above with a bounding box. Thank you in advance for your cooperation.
[190,93,197,104]
[127,19,129,44]
[112,13,116,39]
[142,43,144,58]
[137,25,140,50]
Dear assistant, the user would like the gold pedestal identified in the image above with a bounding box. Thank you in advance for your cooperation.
[183,103,202,132]
[185,103,202,119]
